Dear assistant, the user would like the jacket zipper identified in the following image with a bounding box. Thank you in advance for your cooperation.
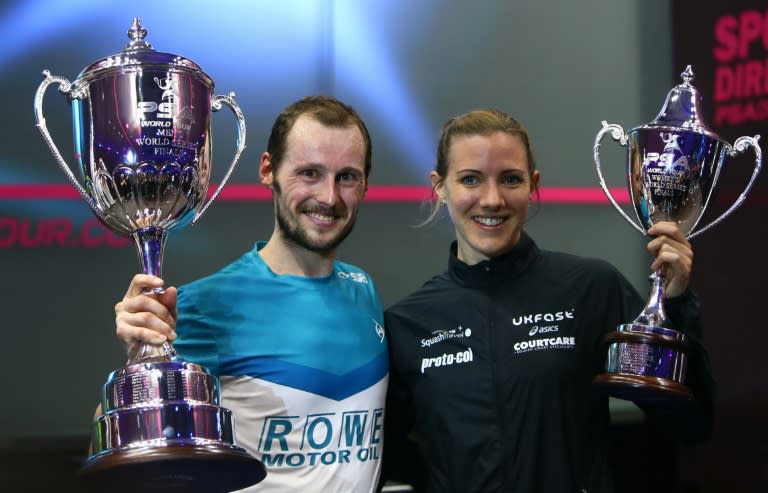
[486,265,507,491]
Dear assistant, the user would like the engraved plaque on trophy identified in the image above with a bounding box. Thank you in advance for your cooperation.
[34,18,265,492]
[592,66,762,405]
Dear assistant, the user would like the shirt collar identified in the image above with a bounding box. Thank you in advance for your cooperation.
[447,231,539,287]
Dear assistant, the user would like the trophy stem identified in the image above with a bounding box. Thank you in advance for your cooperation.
[129,226,177,363]
[126,340,176,363]
[632,269,669,328]
[132,226,167,280]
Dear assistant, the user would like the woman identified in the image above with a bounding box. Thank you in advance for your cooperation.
[382,109,713,493]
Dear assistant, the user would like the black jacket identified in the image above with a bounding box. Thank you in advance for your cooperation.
[382,233,714,493]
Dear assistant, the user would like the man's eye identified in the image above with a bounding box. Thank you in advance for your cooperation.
[337,172,362,185]
[300,169,318,178]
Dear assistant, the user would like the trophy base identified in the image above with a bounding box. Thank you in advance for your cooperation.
[85,356,265,492]
[595,322,693,406]
[593,371,694,406]
[79,443,266,493]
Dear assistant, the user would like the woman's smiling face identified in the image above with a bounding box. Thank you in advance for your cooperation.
[432,131,540,265]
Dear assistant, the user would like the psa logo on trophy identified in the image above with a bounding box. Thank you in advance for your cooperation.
[33,19,266,492]
[592,66,763,405]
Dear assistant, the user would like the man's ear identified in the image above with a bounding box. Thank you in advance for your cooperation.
[259,152,274,187]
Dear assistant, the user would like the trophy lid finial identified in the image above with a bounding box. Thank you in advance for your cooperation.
[681,65,694,85]
[125,18,153,51]
[74,17,212,90]
[647,64,715,137]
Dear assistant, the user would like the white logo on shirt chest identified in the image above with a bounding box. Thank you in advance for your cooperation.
[420,325,472,348]
[337,271,368,283]
[512,309,575,327]
[420,347,474,373]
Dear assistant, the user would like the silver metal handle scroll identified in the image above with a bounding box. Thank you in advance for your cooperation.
[33,70,107,221]
[593,120,646,235]
[688,135,762,240]
[192,91,247,224]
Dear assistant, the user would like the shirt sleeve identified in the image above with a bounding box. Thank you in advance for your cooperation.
[173,285,221,376]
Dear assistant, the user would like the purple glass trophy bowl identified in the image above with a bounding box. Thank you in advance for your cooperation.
[33,19,265,491]
[592,66,762,406]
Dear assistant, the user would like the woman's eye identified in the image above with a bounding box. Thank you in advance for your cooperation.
[502,174,524,185]
[459,175,478,185]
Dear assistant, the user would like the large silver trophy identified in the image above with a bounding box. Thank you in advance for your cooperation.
[34,19,265,491]
[592,66,762,405]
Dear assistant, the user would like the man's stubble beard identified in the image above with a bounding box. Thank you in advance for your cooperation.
[273,188,358,256]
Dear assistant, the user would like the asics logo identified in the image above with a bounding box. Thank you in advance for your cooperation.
[528,325,559,336]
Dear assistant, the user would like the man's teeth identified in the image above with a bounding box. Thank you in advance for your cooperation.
[474,217,504,226]
[307,212,335,221]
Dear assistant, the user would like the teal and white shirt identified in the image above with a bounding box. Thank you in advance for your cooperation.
[176,242,388,493]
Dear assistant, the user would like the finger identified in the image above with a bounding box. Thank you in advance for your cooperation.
[648,240,692,264]
[652,238,692,264]
[646,229,692,258]
[116,291,176,326]
[117,323,172,346]
[651,246,686,272]
[650,244,692,294]
[143,287,178,324]
[118,307,177,336]
[164,286,179,321]
[124,274,165,298]
[115,288,178,345]
[647,221,687,242]
[116,310,176,344]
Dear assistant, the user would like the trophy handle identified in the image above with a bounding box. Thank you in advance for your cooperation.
[593,121,646,235]
[192,92,247,224]
[33,70,107,222]
[688,135,762,240]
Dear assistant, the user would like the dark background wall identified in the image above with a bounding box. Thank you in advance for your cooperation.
[671,1,767,491]
[0,1,763,491]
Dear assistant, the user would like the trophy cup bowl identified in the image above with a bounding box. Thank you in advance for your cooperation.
[592,66,762,406]
[33,19,265,491]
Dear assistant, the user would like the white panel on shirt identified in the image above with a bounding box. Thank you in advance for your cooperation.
[223,375,388,493]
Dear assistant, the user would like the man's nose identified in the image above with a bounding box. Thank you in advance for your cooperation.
[316,175,339,205]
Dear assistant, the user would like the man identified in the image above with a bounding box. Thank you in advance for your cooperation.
[115,96,388,492]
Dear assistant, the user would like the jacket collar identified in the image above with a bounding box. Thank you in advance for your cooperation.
[447,231,539,288]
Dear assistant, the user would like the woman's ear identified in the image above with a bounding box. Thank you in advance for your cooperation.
[429,171,444,203]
